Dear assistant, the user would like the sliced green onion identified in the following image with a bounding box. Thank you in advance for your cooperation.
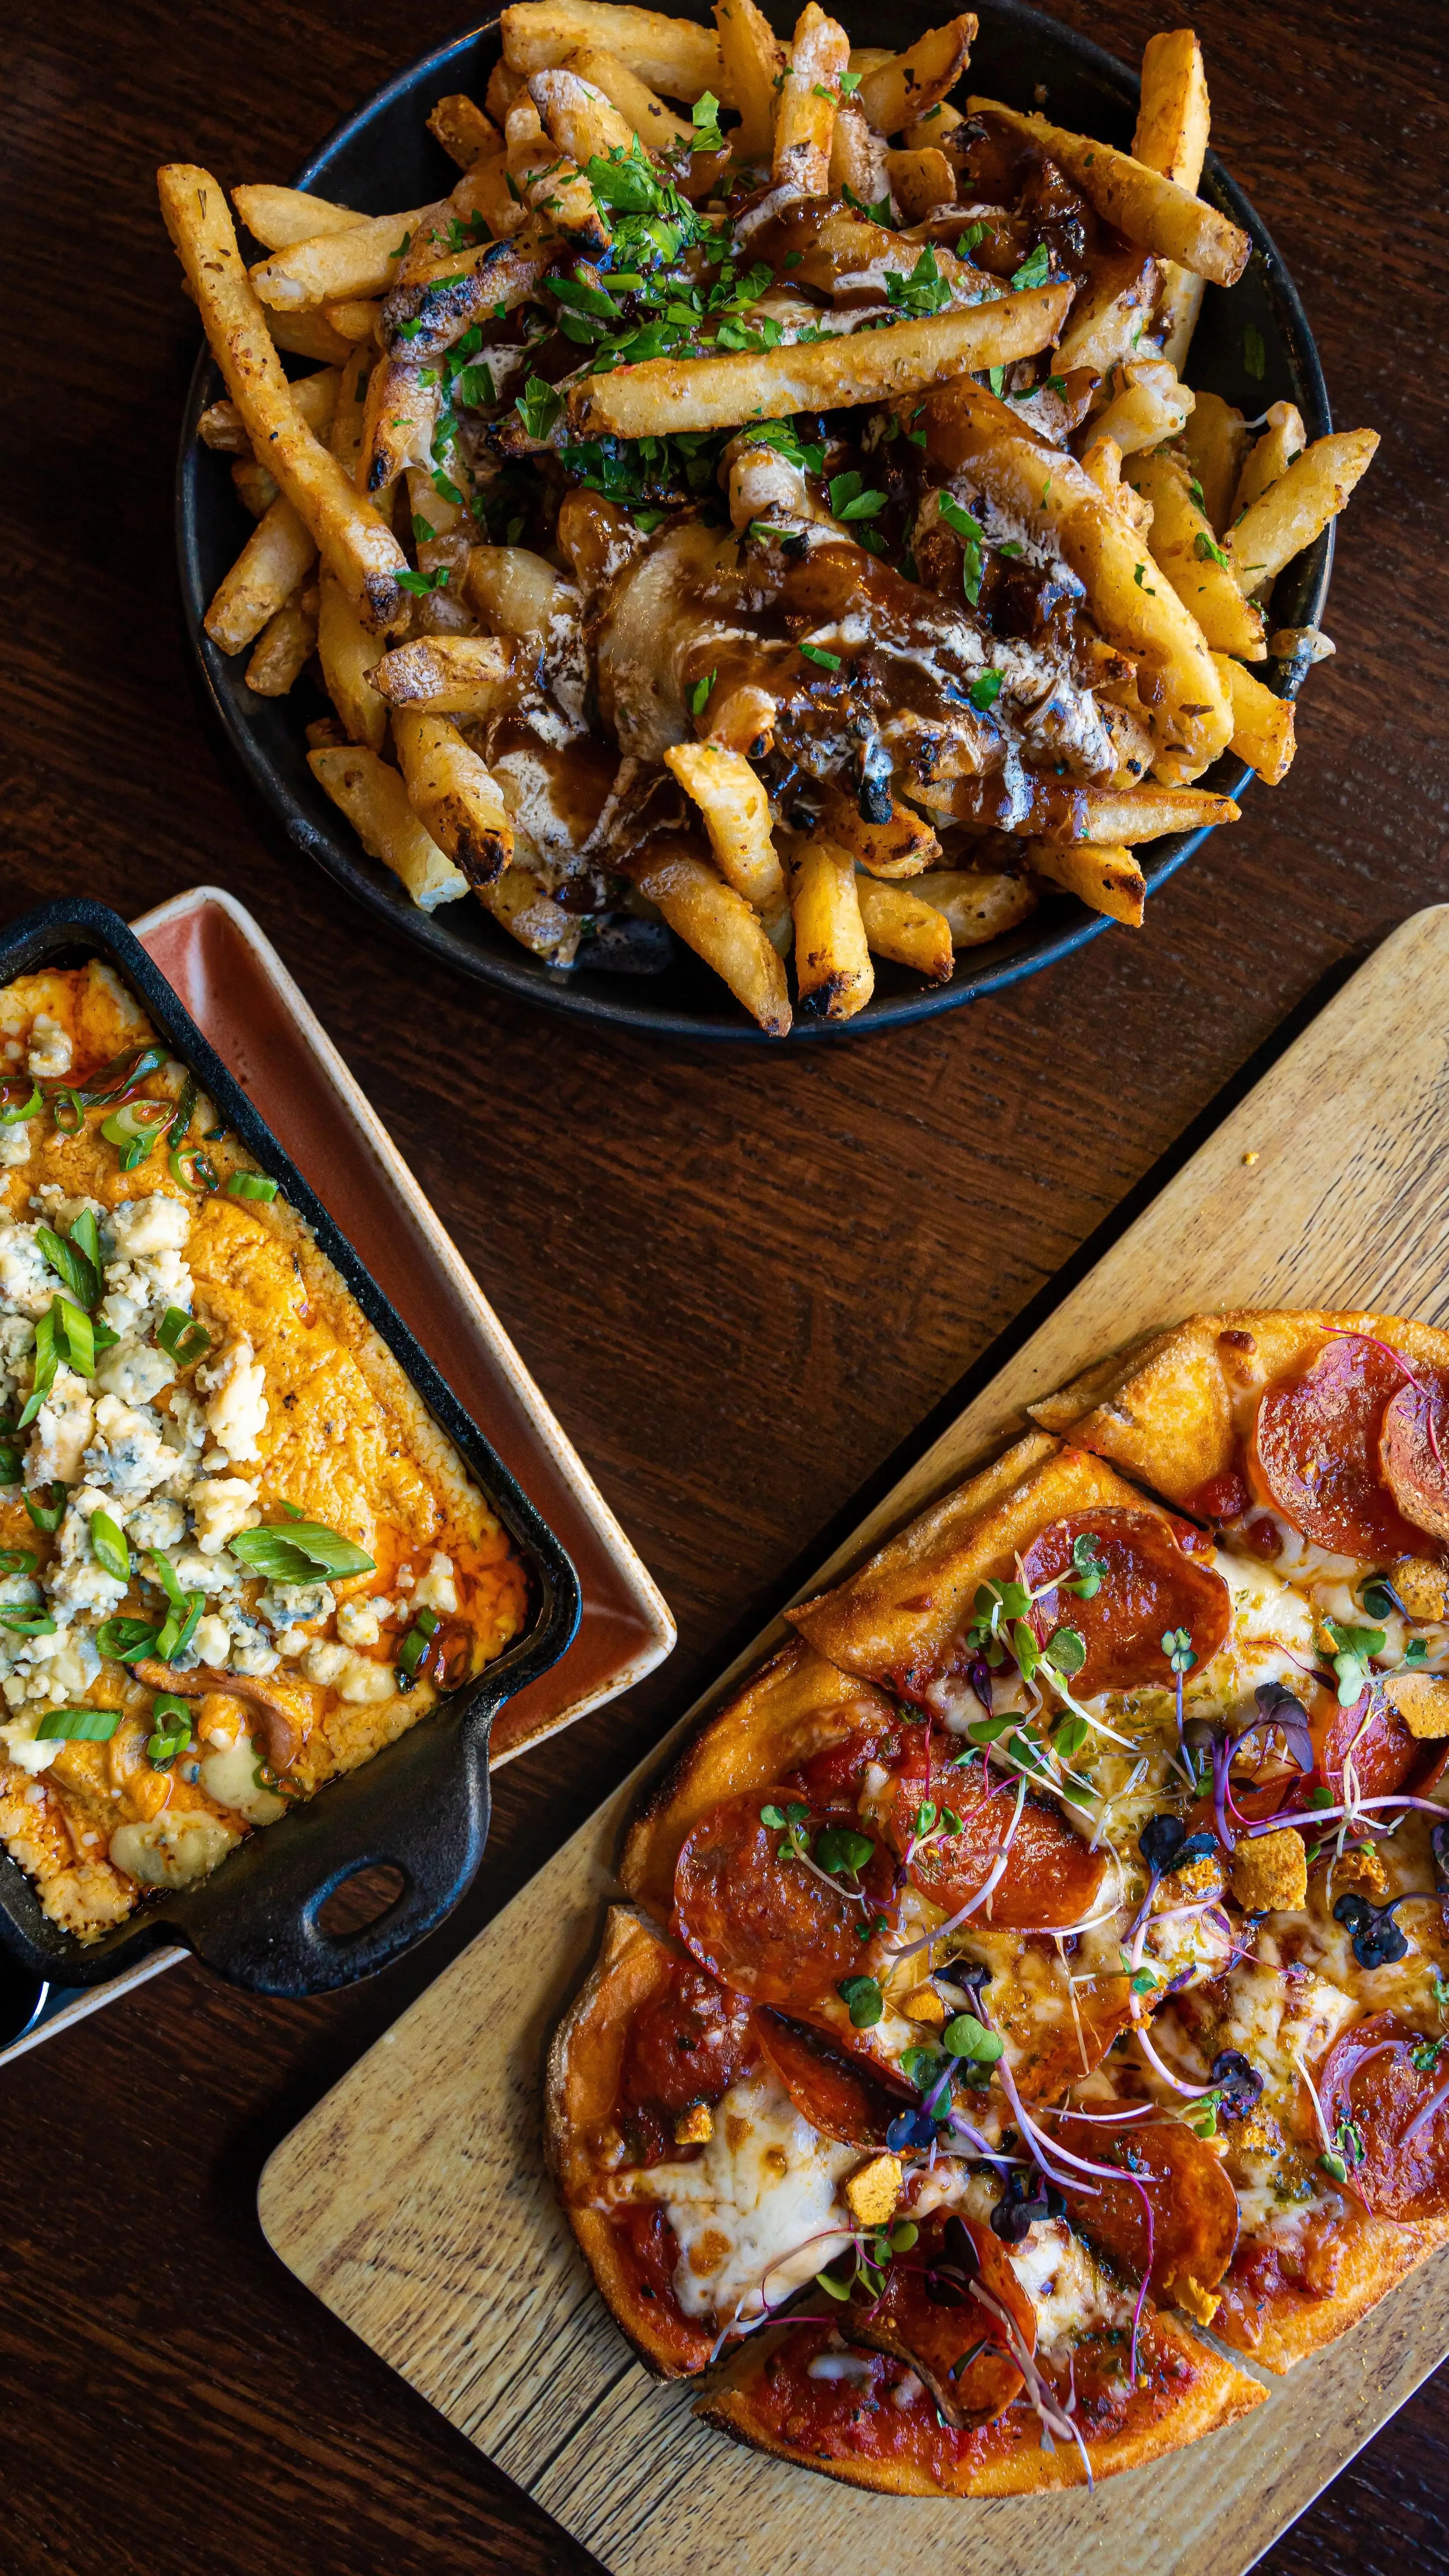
[230,1522,375,1581]
[0,1548,37,1577]
[77,1041,170,1107]
[0,1607,57,1636]
[253,1758,304,1802]
[95,1615,161,1662]
[24,1482,65,1535]
[157,1306,210,1368]
[36,1223,100,1311]
[50,1089,86,1136]
[90,1510,130,1583]
[100,1099,172,1149]
[397,1604,440,1682]
[0,1442,21,1486]
[155,1593,203,1664]
[226,1171,279,1203]
[146,1548,187,1612]
[17,1307,58,1428]
[170,1143,218,1193]
[0,1078,42,1125]
[55,1297,96,1381]
[68,1208,102,1272]
[35,1706,122,1742]
[147,1692,194,1766]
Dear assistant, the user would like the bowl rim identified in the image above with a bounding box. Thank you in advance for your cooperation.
[174,0,1333,1044]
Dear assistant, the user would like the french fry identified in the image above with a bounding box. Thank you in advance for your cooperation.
[506,95,609,247]
[232,185,364,249]
[1056,246,1160,373]
[1088,357,1193,459]
[1128,450,1265,660]
[785,832,873,1020]
[250,200,446,310]
[1225,430,1379,597]
[829,98,893,208]
[773,5,851,195]
[1076,434,1152,538]
[815,783,939,879]
[664,743,785,911]
[205,498,317,654]
[198,364,340,452]
[1025,839,1145,927]
[919,375,1232,782]
[380,219,555,361]
[857,18,977,138]
[1132,27,1210,371]
[969,99,1249,284]
[466,542,570,638]
[245,582,319,696]
[530,64,637,163]
[629,837,793,1033]
[1182,390,1249,535]
[318,296,381,343]
[264,306,357,364]
[370,636,516,714]
[501,1,723,100]
[399,153,523,262]
[1212,653,1296,784]
[427,94,502,167]
[487,56,528,123]
[884,147,957,221]
[903,98,964,151]
[1231,401,1307,519]
[231,456,279,518]
[567,279,1070,434]
[158,165,408,631]
[393,708,515,882]
[329,349,373,483]
[906,868,1036,945]
[928,772,1239,842]
[357,357,440,494]
[475,853,582,959]
[563,41,693,146]
[404,468,476,607]
[317,569,388,751]
[755,200,986,305]
[854,877,954,981]
[308,744,470,910]
[714,0,784,160]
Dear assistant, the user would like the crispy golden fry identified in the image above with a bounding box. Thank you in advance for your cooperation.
[318,296,381,342]
[715,0,784,160]
[929,772,1239,842]
[232,185,364,249]
[1077,434,1152,538]
[1025,838,1145,927]
[357,357,440,495]
[1182,390,1249,535]
[920,376,1231,782]
[1129,450,1265,660]
[761,200,987,304]
[815,784,938,879]
[1225,429,1379,597]
[630,836,792,1033]
[504,94,608,247]
[785,832,873,1020]
[970,99,1249,284]
[854,876,954,981]
[1090,356,1193,459]
[206,497,316,653]
[231,456,279,518]
[487,56,528,122]
[244,582,320,696]
[427,94,502,167]
[250,200,444,310]
[569,279,1068,435]
[198,364,340,453]
[530,64,636,162]
[404,468,477,612]
[393,708,515,883]
[475,854,582,959]
[264,306,357,364]
[564,41,693,145]
[1132,27,1211,374]
[773,5,851,194]
[329,349,373,484]
[370,636,516,717]
[1100,695,1157,785]
[1055,245,1160,373]
[159,164,408,631]
[308,743,470,910]
[380,219,555,361]
[1232,401,1307,519]
[903,98,964,150]
[1212,652,1296,784]
[317,568,387,750]
[908,867,1036,945]
[664,743,785,911]
[885,146,957,220]
[502,0,722,99]
[857,18,976,138]
[465,542,570,639]
[829,97,893,207]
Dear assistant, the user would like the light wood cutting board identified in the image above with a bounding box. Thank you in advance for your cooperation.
[259,907,1449,2576]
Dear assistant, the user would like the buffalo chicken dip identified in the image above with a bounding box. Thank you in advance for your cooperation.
[0,962,528,1938]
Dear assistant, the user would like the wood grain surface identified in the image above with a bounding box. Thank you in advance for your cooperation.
[256,905,1449,2576]
[2,0,1447,2571]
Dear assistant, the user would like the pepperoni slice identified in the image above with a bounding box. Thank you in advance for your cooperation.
[673,1788,896,2015]
[617,1959,758,2127]
[1379,1368,1449,1546]
[1020,1508,1231,1695]
[1252,1337,1424,1559]
[753,2010,909,2144]
[1316,2013,1449,2221]
[990,1945,1134,2101]
[1317,1685,1422,1801]
[1055,2112,1240,2305]
[848,2210,1034,2427]
[879,1738,1107,1931]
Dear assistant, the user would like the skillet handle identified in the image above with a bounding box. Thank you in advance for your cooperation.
[175,1696,495,1996]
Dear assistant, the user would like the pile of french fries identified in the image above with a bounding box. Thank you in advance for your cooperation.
[162,0,1378,1033]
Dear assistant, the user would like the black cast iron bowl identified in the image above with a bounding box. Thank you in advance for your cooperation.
[176,0,1332,1042]
[0,898,581,1996]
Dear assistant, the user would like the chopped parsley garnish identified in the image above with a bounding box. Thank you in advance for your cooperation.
[938,492,985,605]
[689,670,716,717]
[1010,241,1052,291]
[885,244,951,319]
[967,668,1003,711]
[515,375,563,442]
[799,642,842,671]
[828,470,886,522]
[1194,530,1231,569]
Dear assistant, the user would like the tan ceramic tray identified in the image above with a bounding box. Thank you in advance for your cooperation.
[261,905,1449,2575]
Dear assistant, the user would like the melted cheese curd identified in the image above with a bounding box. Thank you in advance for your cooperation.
[0,966,528,1937]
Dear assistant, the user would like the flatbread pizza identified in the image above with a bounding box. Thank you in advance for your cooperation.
[547,1310,1449,2490]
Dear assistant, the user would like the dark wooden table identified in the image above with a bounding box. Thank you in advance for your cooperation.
[4,0,1448,2567]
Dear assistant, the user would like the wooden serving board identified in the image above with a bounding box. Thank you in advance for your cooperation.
[258,908,1449,2576]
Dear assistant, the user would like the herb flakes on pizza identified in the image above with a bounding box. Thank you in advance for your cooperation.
[547,1309,1449,2491]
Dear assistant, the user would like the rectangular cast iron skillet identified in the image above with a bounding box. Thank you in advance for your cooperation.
[0,897,581,1995]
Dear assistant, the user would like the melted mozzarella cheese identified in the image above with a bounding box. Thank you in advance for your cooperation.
[620,2069,856,2324]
